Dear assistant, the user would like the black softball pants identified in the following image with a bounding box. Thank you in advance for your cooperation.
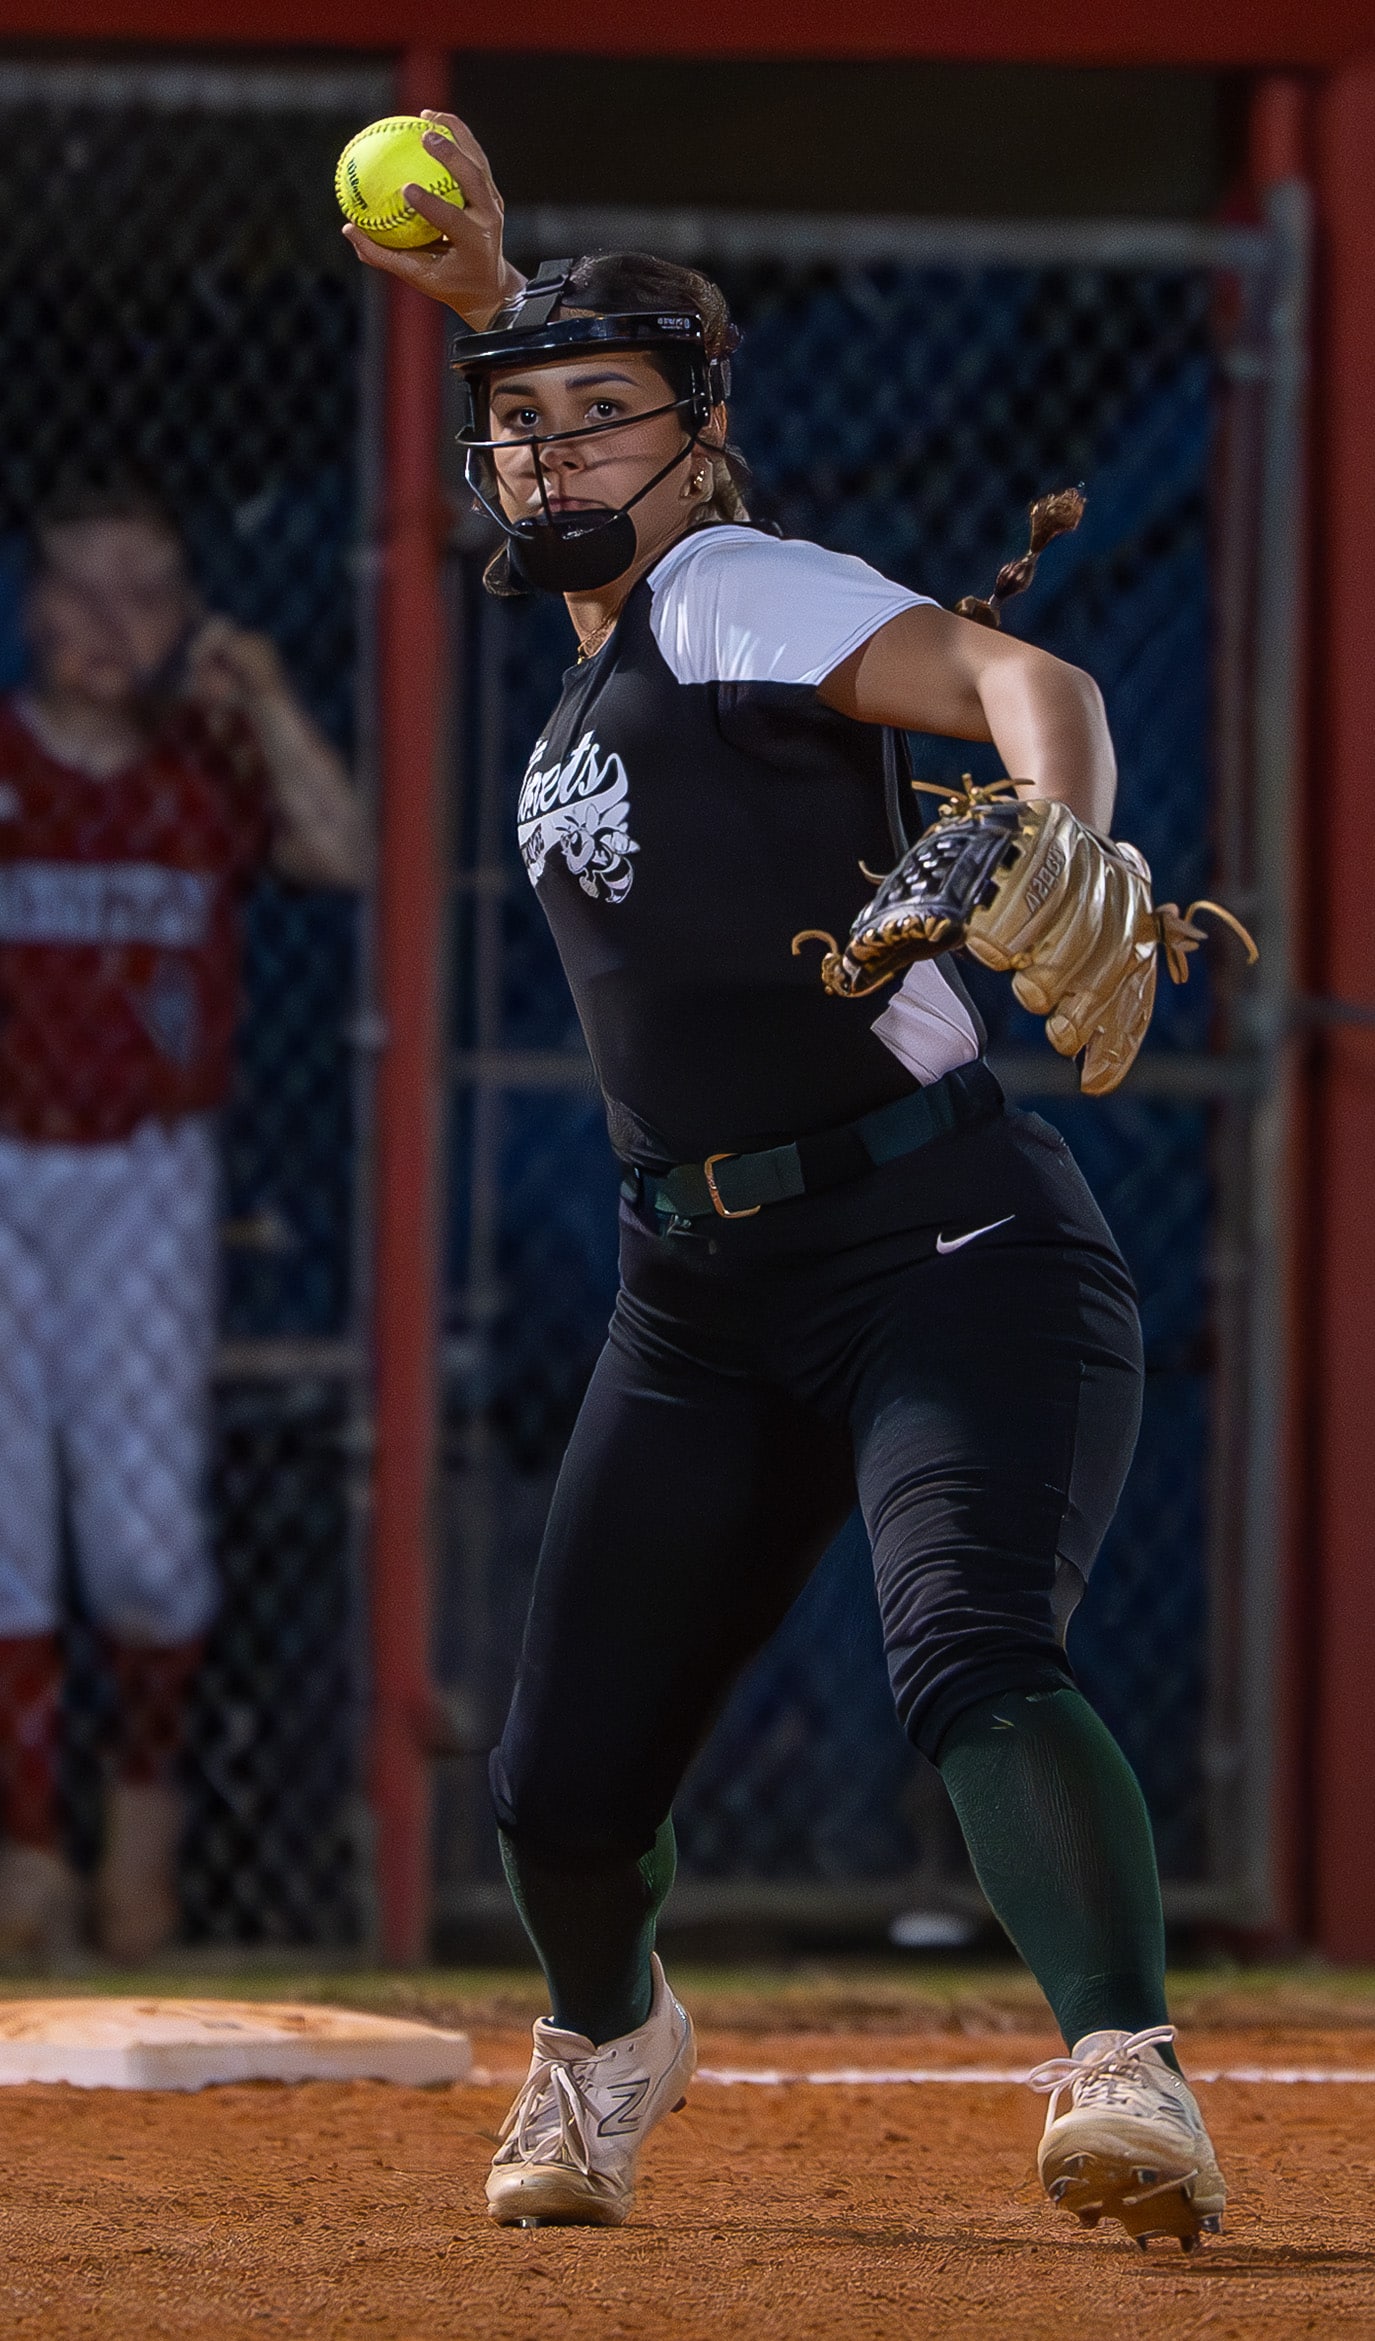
[492,1097,1144,1867]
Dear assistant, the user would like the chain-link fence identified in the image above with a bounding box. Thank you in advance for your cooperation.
[0,60,385,1954]
[0,66,1297,1957]
[437,208,1301,1935]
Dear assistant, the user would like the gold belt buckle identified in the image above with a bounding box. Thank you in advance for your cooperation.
[703,1151,761,1220]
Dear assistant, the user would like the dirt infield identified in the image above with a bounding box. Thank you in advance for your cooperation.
[1,1976,1375,2337]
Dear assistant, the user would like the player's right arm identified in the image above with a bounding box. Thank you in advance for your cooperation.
[342,109,524,327]
[819,605,1117,832]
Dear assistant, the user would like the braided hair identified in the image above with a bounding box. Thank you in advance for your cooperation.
[953,489,1086,627]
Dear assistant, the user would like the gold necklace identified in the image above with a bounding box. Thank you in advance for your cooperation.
[576,612,618,664]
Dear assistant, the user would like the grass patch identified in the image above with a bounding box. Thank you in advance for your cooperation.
[5,1954,1375,2033]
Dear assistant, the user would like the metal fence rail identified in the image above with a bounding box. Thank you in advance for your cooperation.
[437,201,1304,1935]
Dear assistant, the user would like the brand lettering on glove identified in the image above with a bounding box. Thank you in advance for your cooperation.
[1022,846,1066,915]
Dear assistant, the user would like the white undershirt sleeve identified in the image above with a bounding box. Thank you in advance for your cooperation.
[647,526,937,688]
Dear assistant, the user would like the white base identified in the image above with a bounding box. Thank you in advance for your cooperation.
[0,1998,472,2091]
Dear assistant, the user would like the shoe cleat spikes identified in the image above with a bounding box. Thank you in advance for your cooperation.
[1030,2026,1226,2251]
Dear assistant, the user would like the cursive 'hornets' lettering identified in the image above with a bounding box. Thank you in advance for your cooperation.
[516,730,640,904]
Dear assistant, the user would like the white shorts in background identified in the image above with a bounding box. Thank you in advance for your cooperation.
[0,1116,220,1645]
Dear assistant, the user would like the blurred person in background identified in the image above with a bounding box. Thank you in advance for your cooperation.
[0,476,366,1967]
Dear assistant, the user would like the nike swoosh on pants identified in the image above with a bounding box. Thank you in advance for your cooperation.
[934,1215,1015,1255]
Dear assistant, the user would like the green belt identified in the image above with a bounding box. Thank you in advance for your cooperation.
[622,1061,1003,1225]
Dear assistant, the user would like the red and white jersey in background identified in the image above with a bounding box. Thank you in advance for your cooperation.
[0,697,271,1142]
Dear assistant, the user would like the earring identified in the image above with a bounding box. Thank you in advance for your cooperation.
[681,464,710,499]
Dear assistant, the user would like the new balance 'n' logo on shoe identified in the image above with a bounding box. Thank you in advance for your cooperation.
[596,2077,652,2136]
[486,1954,696,2226]
[1029,2024,1226,2249]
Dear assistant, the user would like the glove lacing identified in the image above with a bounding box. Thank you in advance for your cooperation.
[792,769,1259,1005]
[1155,899,1259,987]
[907,774,1025,815]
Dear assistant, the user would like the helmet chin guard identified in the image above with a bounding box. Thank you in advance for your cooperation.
[450,258,732,596]
[505,505,639,595]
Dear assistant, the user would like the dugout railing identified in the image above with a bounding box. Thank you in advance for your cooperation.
[435,197,1308,1941]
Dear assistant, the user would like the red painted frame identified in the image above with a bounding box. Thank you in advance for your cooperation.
[15,3,1368,1958]
[368,45,450,1966]
[0,0,1374,63]
[1309,65,1375,1961]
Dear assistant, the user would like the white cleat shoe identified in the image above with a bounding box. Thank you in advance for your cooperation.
[486,1953,696,2227]
[1029,2023,1226,2250]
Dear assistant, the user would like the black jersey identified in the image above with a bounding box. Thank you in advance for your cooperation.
[516,525,981,1170]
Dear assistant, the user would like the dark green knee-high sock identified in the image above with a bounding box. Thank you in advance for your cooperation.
[936,1687,1176,2063]
[499,1820,677,2046]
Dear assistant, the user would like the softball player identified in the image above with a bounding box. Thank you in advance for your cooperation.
[349,112,1226,2248]
[0,478,366,1966]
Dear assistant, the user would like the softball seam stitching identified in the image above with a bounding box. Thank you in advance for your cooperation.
[336,120,462,234]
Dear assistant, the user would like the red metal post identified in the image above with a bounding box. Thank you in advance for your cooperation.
[1249,74,1312,188]
[370,42,450,1964]
[1247,74,1316,1948]
[1311,57,1375,1959]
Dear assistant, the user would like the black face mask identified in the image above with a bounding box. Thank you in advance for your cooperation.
[467,409,702,597]
[505,503,640,595]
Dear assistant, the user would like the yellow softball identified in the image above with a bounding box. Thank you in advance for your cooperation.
[335,115,466,250]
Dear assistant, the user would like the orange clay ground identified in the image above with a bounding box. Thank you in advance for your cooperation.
[1,1965,1373,2339]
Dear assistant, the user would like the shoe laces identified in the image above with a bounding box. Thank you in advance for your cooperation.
[1027,2023,1187,2126]
[497,2050,596,2175]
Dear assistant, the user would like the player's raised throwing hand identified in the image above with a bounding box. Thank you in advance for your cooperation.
[341,109,524,328]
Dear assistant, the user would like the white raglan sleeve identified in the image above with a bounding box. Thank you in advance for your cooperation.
[647,527,938,688]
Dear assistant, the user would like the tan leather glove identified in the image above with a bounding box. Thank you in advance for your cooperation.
[793,784,1256,1096]
[964,800,1163,1095]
